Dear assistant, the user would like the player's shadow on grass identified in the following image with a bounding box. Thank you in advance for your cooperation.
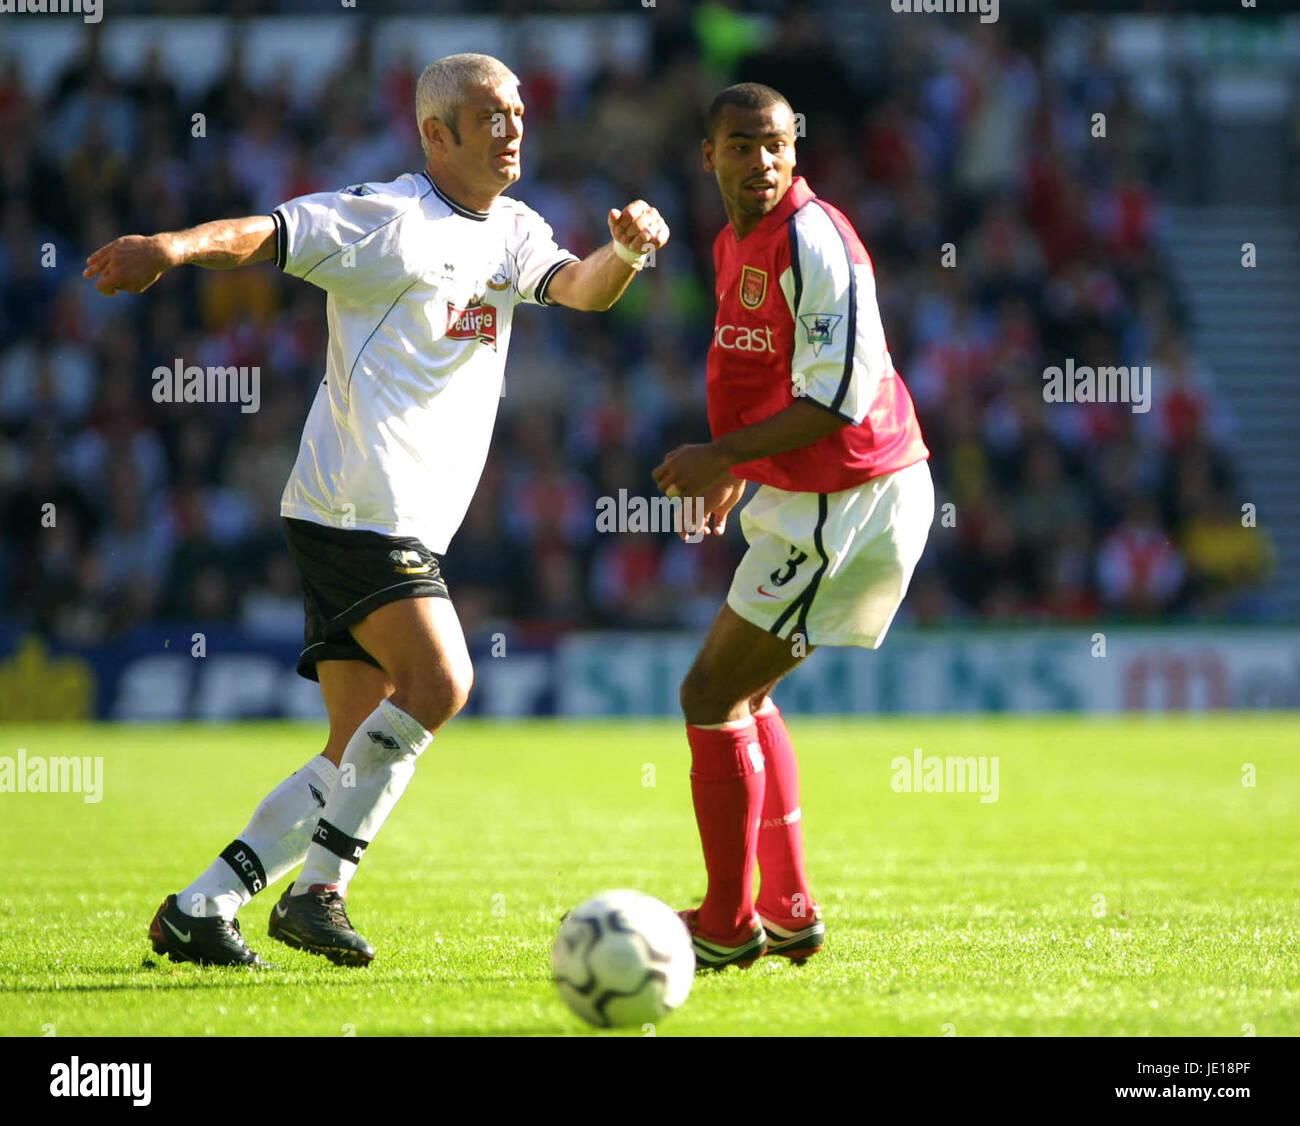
[1,970,366,993]
[1,965,529,994]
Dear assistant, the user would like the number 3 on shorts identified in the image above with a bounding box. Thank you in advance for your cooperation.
[769,545,808,588]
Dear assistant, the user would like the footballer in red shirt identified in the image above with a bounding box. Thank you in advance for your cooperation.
[652,84,934,969]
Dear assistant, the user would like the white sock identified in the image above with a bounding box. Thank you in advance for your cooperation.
[178,755,338,920]
[292,700,432,896]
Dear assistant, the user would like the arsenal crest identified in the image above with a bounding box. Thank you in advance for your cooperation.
[739,265,768,309]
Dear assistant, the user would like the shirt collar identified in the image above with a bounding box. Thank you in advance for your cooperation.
[422,171,491,221]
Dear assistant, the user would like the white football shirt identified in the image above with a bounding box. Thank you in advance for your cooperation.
[272,171,578,552]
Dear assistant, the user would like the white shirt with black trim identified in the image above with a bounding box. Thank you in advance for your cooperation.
[271,171,577,553]
[779,201,893,426]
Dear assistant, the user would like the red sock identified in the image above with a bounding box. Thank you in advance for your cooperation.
[687,722,765,940]
[753,706,816,924]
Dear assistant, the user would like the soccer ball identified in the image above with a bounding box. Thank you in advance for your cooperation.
[552,890,695,1028]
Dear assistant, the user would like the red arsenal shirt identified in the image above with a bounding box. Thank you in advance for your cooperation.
[707,176,929,493]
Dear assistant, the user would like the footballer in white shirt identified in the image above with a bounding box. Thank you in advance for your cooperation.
[85,53,669,967]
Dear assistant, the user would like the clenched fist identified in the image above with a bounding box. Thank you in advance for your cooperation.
[607,200,670,259]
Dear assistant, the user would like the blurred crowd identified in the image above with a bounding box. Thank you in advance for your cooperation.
[0,8,1276,649]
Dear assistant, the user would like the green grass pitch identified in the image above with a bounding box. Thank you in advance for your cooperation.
[1,715,1297,1036]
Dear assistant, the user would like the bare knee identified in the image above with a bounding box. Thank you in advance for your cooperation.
[390,660,473,733]
[680,666,748,727]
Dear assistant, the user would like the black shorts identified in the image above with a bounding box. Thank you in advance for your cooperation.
[282,517,451,682]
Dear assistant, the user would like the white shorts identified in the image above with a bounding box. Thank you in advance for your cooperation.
[726,459,934,649]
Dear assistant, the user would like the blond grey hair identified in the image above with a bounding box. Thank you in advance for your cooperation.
[415,53,518,155]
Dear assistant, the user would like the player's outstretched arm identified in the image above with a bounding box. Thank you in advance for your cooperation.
[546,200,669,312]
[83,215,277,297]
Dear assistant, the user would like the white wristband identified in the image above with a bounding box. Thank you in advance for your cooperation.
[612,239,651,269]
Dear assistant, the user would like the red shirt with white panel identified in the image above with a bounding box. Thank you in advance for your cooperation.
[707,176,928,494]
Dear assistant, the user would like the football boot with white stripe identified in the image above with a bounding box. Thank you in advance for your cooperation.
[678,909,767,971]
[758,911,825,961]
[148,893,268,967]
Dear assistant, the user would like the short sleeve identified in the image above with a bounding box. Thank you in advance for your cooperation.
[510,204,579,307]
[784,204,894,426]
[272,183,416,301]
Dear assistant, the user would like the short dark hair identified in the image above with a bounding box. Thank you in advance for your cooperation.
[704,83,793,141]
